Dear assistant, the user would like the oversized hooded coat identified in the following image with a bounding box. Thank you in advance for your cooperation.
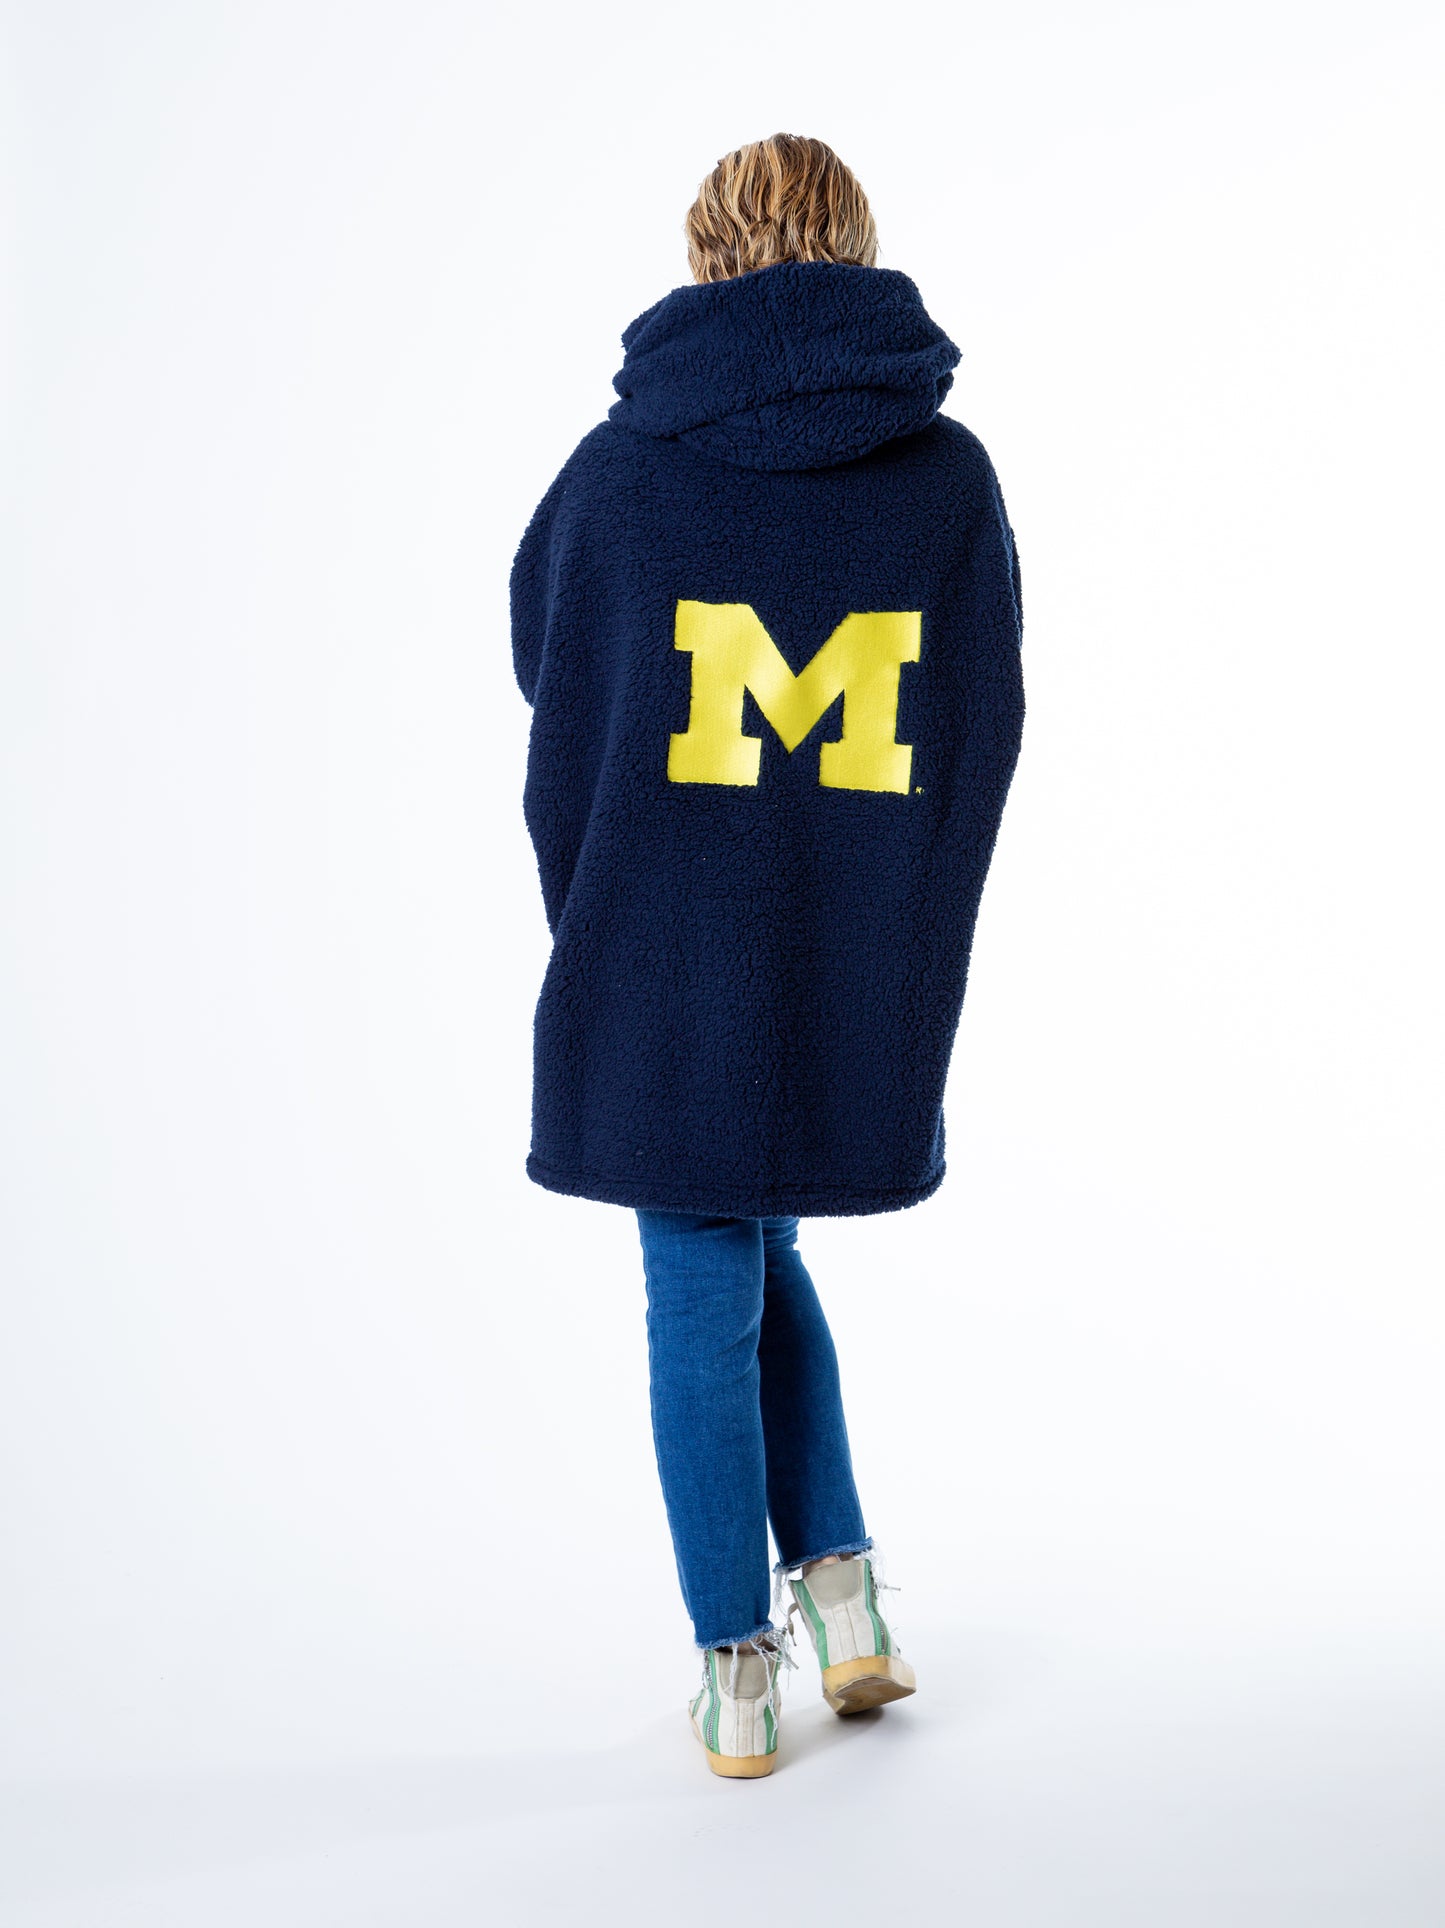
[511,262,1024,1218]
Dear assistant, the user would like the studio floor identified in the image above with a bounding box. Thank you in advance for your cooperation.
[6,1606,1442,1927]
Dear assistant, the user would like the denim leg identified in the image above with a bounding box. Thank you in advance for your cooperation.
[757,1217,870,1569]
[636,1211,774,1647]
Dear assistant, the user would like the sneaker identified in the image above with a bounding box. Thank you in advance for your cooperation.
[689,1641,785,1778]
[787,1554,917,1715]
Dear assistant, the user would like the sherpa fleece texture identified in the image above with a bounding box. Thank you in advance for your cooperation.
[512,261,1024,1218]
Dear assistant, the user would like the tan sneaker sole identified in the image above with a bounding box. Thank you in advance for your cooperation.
[703,1745,776,1778]
[691,1713,777,1777]
[821,1653,917,1716]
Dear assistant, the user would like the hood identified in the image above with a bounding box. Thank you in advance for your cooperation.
[608,262,960,471]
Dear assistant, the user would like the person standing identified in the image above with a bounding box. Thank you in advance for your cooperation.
[511,134,1024,1775]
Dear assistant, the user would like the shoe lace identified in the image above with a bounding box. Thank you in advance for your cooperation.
[868,1547,905,1654]
[755,1626,796,1729]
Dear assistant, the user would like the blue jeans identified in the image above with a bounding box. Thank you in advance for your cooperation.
[636,1210,871,1648]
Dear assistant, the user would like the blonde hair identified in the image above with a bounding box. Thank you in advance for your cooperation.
[685,135,879,285]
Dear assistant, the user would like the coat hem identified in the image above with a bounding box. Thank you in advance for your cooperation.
[525,1152,944,1219]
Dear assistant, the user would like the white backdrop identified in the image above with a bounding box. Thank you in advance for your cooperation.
[3,2,1443,1922]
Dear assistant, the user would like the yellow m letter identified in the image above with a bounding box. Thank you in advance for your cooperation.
[667,601,920,794]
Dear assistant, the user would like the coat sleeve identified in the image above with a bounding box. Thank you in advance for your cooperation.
[983,448,1023,645]
[509,463,572,707]
[927,438,1025,892]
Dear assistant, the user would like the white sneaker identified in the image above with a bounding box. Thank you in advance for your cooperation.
[787,1554,917,1715]
[689,1641,786,1778]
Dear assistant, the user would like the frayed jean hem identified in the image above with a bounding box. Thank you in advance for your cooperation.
[773,1536,874,1575]
[698,1619,778,1652]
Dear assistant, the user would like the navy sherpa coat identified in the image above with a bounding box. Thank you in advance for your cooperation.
[512,262,1023,1218]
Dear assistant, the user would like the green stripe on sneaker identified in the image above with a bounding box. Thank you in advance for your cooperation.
[792,1577,830,1670]
[763,1703,776,1753]
[706,1651,721,1753]
[863,1559,890,1656]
